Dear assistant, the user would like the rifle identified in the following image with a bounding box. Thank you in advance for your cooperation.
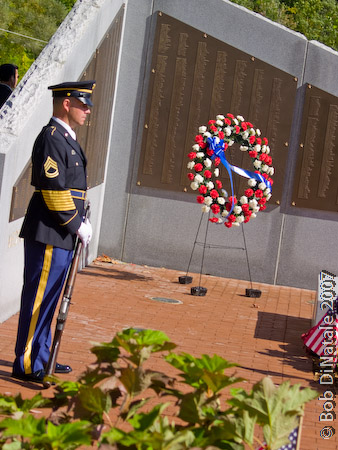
[43,202,90,388]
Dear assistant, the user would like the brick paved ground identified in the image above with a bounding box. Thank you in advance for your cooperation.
[0,258,337,449]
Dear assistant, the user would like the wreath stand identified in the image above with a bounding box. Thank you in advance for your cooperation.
[179,211,261,298]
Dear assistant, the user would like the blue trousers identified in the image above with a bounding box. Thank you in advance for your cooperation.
[13,240,72,375]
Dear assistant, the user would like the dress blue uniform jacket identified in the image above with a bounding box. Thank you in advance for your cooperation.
[20,118,87,250]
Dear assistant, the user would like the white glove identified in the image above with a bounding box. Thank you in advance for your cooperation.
[76,219,92,247]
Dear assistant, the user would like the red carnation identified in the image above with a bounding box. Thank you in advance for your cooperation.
[219,131,224,139]
[210,125,217,132]
[224,142,229,151]
[199,185,207,194]
[208,119,216,125]
[255,189,263,198]
[207,148,214,156]
[227,113,234,119]
[200,142,207,149]
[241,203,249,212]
[256,138,262,145]
[194,163,203,172]
[259,153,267,162]
[263,173,269,179]
[209,217,219,223]
[216,180,223,189]
[258,198,266,205]
[228,214,236,222]
[268,177,273,185]
[245,188,254,197]
[210,189,219,199]
[263,137,268,145]
[259,205,266,211]
[235,125,240,134]
[187,173,194,181]
[197,195,205,204]
[248,150,257,158]
[195,135,204,144]
[211,204,220,214]
[247,122,253,127]
[228,196,237,204]
[188,152,197,160]
[244,209,252,217]
[225,221,233,228]
[249,135,256,144]
[244,216,251,223]
[225,118,231,125]
[241,122,248,131]
[214,157,221,167]
[204,170,212,179]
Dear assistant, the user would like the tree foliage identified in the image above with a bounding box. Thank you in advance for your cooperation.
[0,0,76,80]
[230,0,338,51]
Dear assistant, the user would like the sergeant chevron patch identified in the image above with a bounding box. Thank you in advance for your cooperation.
[44,156,59,178]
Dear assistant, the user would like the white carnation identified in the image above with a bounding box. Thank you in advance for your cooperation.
[225,127,232,136]
[204,158,212,168]
[204,131,211,138]
[261,145,267,153]
[240,195,248,204]
[256,129,261,136]
[206,181,214,190]
[204,196,213,206]
[240,145,248,151]
[217,218,223,223]
[250,128,255,135]
[199,126,207,133]
[249,199,258,208]
[266,193,272,200]
[195,174,203,183]
[214,168,220,177]
[261,164,269,172]
[192,144,200,151]
[237,115,244,121]
[234,205,242,215]
[233,118,239,125]
[251,213,257,218]
[190,182,199,190]
[253,160,262,169]
[269,167,275,176]
[218,197,225,205]
[221,210,228,217]
[248,178,257,187]
[242,131,249,140]
[216,114,225,120]
[254,144,261,152]
[235,215,245,223]
[187,161,195,169]
[232,222,240,226]
[252,206,260,212]
[228,140,234,146]
[258,182,267,190]
[266,146,270,154]
[202,205,210,213]
[196,152,205,158]
[264,188,271,195]
[216,119,223,126]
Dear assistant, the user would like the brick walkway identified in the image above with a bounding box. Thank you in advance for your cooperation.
[0,258,336,449]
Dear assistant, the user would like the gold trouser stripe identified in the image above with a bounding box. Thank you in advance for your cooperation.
[41,190,76,211]
[23,245,53,374]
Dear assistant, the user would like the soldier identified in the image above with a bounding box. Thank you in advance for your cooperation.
[12,81,95,384]
[0,63,19,108]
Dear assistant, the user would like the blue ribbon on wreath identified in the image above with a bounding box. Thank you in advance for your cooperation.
[207,136,271,218]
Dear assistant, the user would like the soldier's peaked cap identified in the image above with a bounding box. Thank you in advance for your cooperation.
[48,80,96,106]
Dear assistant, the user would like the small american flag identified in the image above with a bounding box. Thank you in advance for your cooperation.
[301,301,338,363]
[256,427,299,450]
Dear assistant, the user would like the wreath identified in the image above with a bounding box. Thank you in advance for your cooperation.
[187,113,274,228]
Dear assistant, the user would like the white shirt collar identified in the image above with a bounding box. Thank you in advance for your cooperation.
[52,116,77,141]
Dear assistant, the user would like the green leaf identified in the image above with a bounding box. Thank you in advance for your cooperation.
[128,403,169,431]
[78,386,112,415]
[31,420,92,449]
[0,415,45,438]
[0,393,51,415]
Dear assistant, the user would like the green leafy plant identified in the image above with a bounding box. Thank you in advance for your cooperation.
[0,328,317,449]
